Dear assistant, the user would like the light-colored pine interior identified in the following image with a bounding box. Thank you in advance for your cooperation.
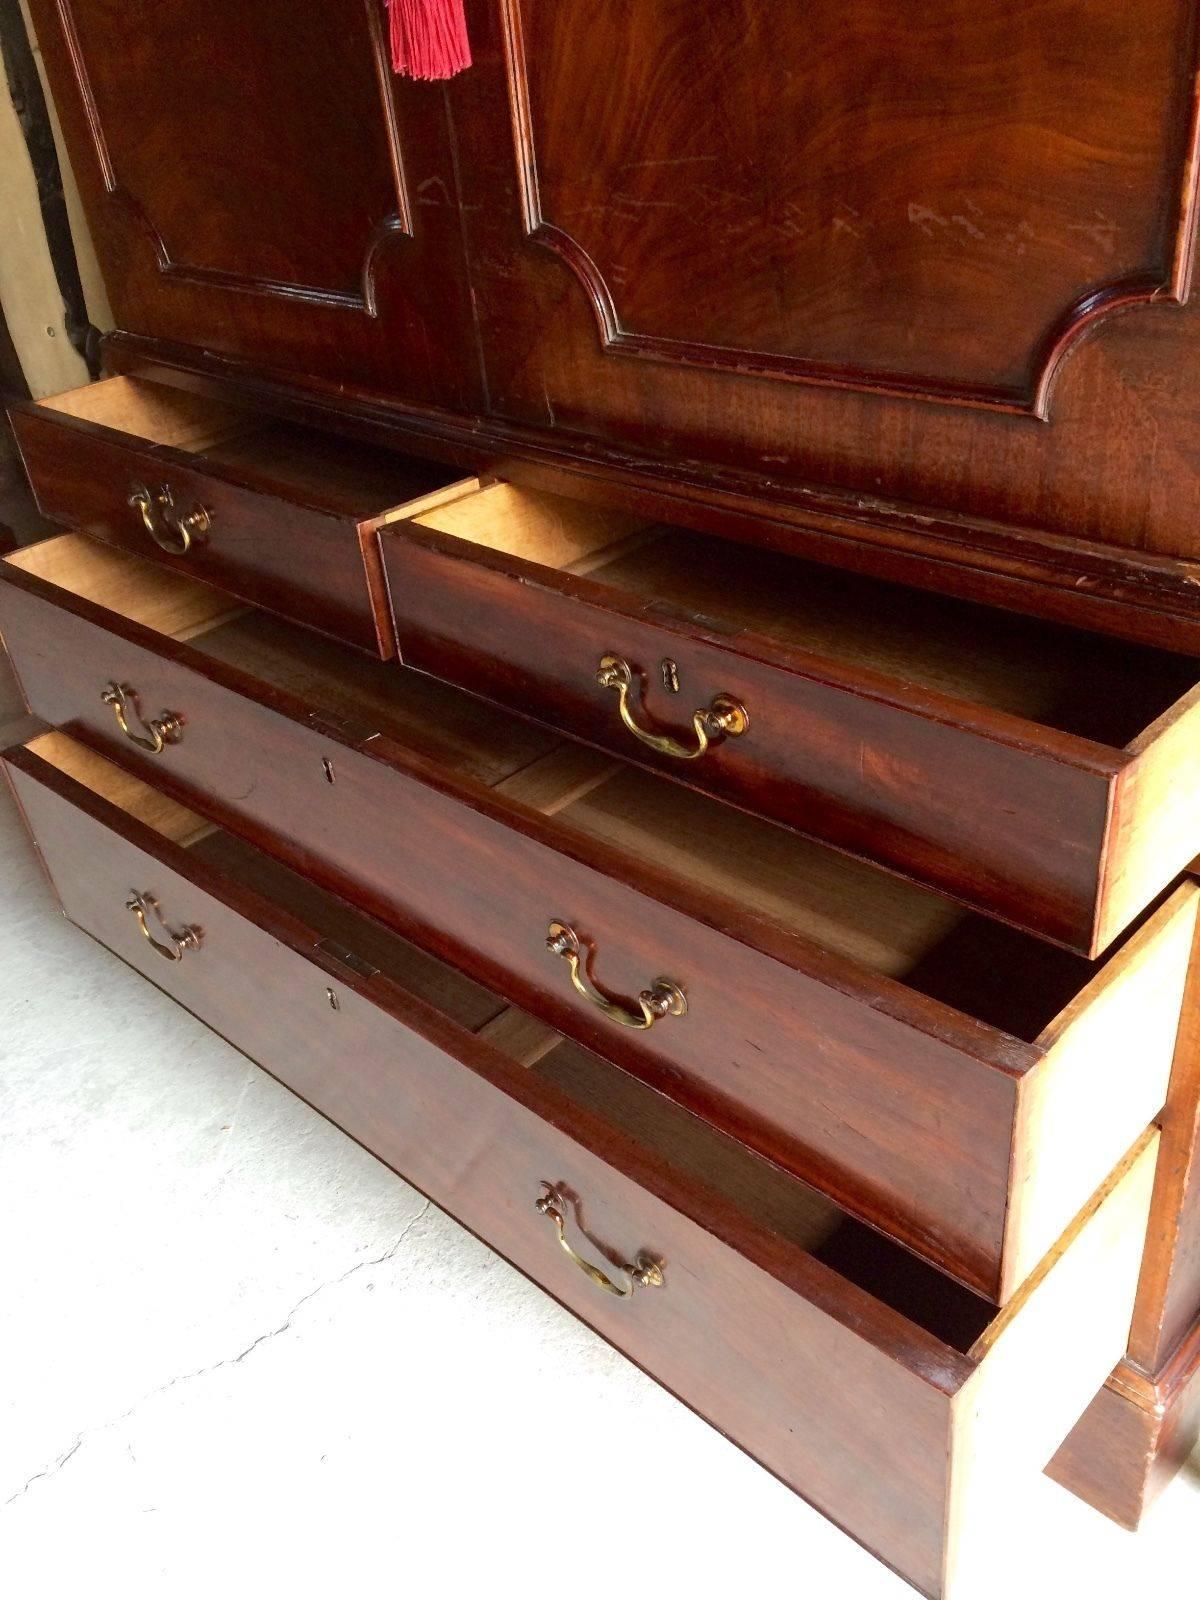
[24,726,1164,1600]
[1096,682,1200,950]
[944,1132,1159,1599]
[35,374,249,452]
[23,731,999,1353]
[8,535,559,787]
[27,730,217,848]
[499,754,1117,1043]
[413,484,1200,743]
[35,375,472,520]
[8,533,245,640]
[12,534,1142,1044]
[413,481,655,573]
[999,884,1196,1300]
[43,728,1158,1369]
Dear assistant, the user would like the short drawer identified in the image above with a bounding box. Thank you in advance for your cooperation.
[2,732,1161,1600]
[381,482,1200,955]
[9,375,477,655]
[1,533,1193,1304]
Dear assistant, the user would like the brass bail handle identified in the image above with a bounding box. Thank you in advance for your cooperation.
[535,1184,664,1298]
[101,682,183,754]
[126,891,202,962]
[129,481,211,556]
[596,654,748,762]
[546,921,686,1031]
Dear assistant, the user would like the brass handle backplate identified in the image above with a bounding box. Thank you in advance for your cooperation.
[596,654,748,762]
[546,920,686,1030]
[535,1184,663,1298]
[126,891,202,962]
[101,681,182,754]
[129,481,211,555]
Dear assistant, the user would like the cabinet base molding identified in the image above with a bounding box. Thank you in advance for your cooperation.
[1047,1313,1200,1529]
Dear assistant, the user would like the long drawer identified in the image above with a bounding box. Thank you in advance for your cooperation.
[8,375,477,656]
[0,532,1193,1304]
[2,731,1161,1600]
[380,481,1200,956]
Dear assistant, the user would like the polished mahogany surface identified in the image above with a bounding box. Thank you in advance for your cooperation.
[478,1,1193,411]
[0,735,1161,1600]
[23,0,484,412]
[12,0,1200,1555]
[381,494,1200,954]
[23,0,1200,641]
[452,0,1200,588]
[2,536,1191,1304]
[1051,1319,1200,1529]
[9,377,471,654]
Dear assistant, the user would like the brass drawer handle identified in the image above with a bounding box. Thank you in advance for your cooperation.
[546,920,686,1030]
[535,1184,663,1297]
[596,654,748,762]
[101,681,183,754]
[129,482,211,555]
[126,891,202,962]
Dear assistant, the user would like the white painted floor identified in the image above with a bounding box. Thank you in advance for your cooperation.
[0,775,1196,1600]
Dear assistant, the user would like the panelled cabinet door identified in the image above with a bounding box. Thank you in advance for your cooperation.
[26,0,484,410]
[452,0,1200,575]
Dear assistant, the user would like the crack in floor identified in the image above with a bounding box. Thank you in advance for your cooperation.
[2,1440,83,1509]
[204,1062,259,1196]
[1,1198,434,1512]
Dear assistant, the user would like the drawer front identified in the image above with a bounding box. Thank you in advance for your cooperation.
[0,564,1018,1291]
[2,744,1161,1600]
[381,530,1119,952]
[1,745,956,1594]
[11,405,389,655]
[0,564,1187,1304]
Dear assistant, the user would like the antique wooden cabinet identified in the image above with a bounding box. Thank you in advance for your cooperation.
[26,0,483,411]
[32,0,1200,645]
[6,0,1200,1591]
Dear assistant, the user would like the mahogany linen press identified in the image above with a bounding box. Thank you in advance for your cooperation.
[4,4,1200,1594]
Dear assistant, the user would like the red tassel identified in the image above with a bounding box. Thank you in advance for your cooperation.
[388,0,472,81]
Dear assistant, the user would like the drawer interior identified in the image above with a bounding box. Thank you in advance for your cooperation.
[6,534,1148,1044]
[6,534,561,786]
[35,376,468,519]
[412,483,1200,748]
[26,729,997,1356]
[545,764,1104,1041]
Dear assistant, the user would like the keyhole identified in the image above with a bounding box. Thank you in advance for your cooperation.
[322,758,336,784]
[326,987,340,1011]
[661,659,681,694]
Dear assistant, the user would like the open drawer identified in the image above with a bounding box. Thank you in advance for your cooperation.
[2,731,1162,1600]
[381,482,1200,955]
[8,375,477,656]
[0,532,1193,1303]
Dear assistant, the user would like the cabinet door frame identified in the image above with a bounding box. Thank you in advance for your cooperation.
[24,0,485,410]
[444,0,1200,636]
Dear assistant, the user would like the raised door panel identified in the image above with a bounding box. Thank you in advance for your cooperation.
[503,0,1193,413]
[452,0,1200,582]
[27,0,483,409]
